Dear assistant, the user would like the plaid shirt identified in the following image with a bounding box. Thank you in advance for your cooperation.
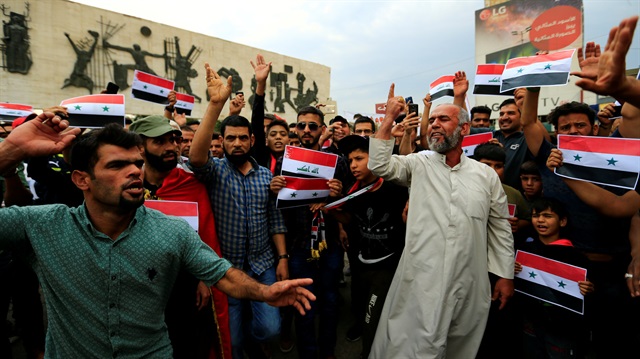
[189,156,286,274]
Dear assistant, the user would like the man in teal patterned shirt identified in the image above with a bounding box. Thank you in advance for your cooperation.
[0,113,315,358]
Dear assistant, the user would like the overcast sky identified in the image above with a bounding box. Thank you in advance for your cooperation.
[72,0,639,115]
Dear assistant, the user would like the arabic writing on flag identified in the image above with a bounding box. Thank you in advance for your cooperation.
[281,145,338,179]
[515,250,587,314]
[555,134,640,190]
[0,103,33,123]
[462,132,493,157]
[375,103,387,114]
[501,49,575,93]
[429,75,454,101]
[131,70,175,105]
[276,177,331,209]
[60,94,125,128]
[144,200,199,232]
[473,64,515,96]
[175,92,195,116]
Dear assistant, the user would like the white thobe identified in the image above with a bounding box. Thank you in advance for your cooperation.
[368,138,514,359]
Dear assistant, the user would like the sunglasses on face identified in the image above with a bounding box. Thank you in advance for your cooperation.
[296,122,320,131]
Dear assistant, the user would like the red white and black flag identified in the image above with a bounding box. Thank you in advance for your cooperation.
[555,135,640,190]
[60,94,125,128]
[281,145,338,179]
[276,177,331,209]
[131,70,175,105]
[462,132,493,157]
[429,75,455,101]
[501,49,575,93]
[175,92,195,116]
[473,64,515,96]
[515,250,587,314]
[0,103,33,123]
[144,200,199,232]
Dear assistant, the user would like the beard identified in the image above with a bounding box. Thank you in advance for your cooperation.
[118,195,144,211]
[145,151,178,172]
[428,126,462,154]
[224,148,251,166]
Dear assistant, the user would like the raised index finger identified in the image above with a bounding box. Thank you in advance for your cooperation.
[388,83,395,99]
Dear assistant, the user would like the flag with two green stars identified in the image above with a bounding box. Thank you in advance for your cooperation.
[500,49,575,93]
[555,134,640,190]
[60,94,125,129]
[131,70,175,105]
[515,250,587,314]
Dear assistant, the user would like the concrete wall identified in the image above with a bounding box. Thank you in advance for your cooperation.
[0,0,331,123]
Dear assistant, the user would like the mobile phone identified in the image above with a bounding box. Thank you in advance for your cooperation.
[408,103,419,116]
[106,82,119,94]
[405,96,413,104]
[611,105,622,119]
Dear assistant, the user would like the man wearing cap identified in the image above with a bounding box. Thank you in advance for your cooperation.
[323,116,351,154]
[129,115,233,359]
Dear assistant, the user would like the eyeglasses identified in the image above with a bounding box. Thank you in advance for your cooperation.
[296,122,320,131]
[355,129,373,135]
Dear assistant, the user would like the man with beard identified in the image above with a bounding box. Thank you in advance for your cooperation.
[129,115,232,359]
[270,105,347,359]
[0,116,316,358]
[368,85,514,359]
[189,63,289,359]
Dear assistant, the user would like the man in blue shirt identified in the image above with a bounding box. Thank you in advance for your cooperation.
[0,113,315,359]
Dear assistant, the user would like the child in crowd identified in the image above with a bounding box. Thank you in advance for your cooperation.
[520,160,543,204]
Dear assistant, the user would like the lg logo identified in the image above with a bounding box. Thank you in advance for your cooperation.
[479,6,507,20]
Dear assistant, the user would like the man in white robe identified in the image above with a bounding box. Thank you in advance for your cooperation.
[368,85,515,359]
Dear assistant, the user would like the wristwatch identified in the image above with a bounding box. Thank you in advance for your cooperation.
[277,254,290,260]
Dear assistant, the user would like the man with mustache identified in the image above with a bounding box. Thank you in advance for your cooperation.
[189,63,289,359]
[368,85,514,359]
[0,114,315,358]
[129,115,232,359]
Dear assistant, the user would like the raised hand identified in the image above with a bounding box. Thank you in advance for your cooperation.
[250,54,272,83]
[3,112,81,160]
[575,42,601,81]
[204,62,232,106]
[453,71,469,98]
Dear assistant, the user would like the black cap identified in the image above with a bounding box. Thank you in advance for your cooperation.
[329,115,348,125]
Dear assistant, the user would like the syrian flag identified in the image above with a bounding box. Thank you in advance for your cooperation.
[462,132,493,157]
[515,250,586,314]
[144,200,199,232]
[131,70,175,105]
[555,135,640,190]
[60,94,125,128]
[175,92,195,116]
[501,49,575,93]
[429,75,454,101]
[0,103,33,123]
[473,64,515,96]
[276,177,331,209]
[281,145,338,179]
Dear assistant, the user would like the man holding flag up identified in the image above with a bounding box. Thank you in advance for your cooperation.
[369,85,514,358]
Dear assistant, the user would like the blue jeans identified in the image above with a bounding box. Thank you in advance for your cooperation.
[227,265,281,359]
[289,243,344,358]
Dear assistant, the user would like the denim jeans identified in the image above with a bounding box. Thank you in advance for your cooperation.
[289,243,344,358]
[227,265,281,359]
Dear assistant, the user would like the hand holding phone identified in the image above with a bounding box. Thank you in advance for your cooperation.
[408,103,419,117]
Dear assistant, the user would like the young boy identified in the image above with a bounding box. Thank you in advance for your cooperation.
[519,160,543,204]
[514,198,594,359]
[326,135,408,359]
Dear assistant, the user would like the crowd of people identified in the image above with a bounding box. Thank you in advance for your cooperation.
[1,14,639,359]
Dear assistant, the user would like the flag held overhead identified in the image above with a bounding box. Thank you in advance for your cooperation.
[473,64,515,96]
[501,49,575,93]
[60,94,126,129]
[131,70,175,105]
[175,92,195,116]
[429,75,455,101]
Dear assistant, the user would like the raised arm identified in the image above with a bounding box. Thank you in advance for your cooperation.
[419,94,433,149]
[518,87,546,157]
[189,63,232,167]
[250,54,271,150]
[452,70,468,110]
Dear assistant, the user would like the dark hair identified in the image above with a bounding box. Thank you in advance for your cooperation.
[546,101,596,128]
[179,125,195,133]
[531,197,568,223]
[473,142,506,163]
[264,114,277,121]
[211,133,220,141]
[354,116,376,132]
[353,113,363,119]
[220,115,252,137]
[297,106,325,125]
[470,105,492,117]
[70,123,142,175]
[266,119,289,133]
[499,99,517,109]
[288,132,299,140]
[520,160,540,176]
[288,123,297,129]
[186,119,201,126]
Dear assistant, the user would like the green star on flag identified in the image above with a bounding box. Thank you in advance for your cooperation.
[102,106,110,112]
[528,271,537,279]
[74,105,82,110]
[573,154,582,161]
[143,85,148,89]
[312,192,318,197]
[464,149,469,154]
[290,192,297,198]
[607,157,618,166]
[557,280,566,288]
[517,68,524,73]
[160,89,164,93]
[544,64,551,70]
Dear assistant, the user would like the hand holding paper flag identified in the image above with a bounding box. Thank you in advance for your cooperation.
[175,92,195,116]
[473,64,515,96]
[429,75,455,101]
[462,132,493,157]
[60,94,125,128]
[501,49,575,93]
[281,145,338,179]
[131,70,175,105]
